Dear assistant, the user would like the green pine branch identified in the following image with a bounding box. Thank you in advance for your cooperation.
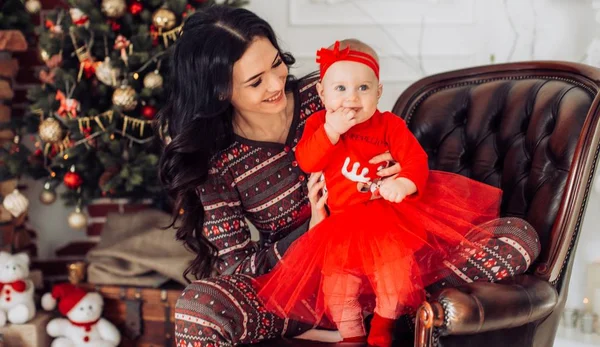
[0,0,35,34]
[8,0,248,208]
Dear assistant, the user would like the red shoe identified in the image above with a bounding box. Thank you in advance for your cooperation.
[367,313,395,347]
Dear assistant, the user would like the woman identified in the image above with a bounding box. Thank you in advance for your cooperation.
[158,6,541,346]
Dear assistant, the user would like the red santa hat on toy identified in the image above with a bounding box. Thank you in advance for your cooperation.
[41,283,88,315]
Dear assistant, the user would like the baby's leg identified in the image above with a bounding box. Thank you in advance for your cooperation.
[321,272,366,340]
[368,265,406,347]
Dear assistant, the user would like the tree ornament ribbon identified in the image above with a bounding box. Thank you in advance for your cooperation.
[70,8,89,27]
[114,35,132,66]
[316,41,379,80]
[45,19,63,34]
[39,69,56,84]
[79,58,97,80]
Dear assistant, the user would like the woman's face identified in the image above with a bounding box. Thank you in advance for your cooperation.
[231,37,289,117]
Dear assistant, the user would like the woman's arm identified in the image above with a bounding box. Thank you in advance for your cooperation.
[200,168,328,277]
[199,169,286,276]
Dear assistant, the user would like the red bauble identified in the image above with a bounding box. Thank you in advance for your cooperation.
[63,172,83,189]
[108,19,121,31]
[141,105,157,120]
[129,2,143,15]
[150,25,159,46]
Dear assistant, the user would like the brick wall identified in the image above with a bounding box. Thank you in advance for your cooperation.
[11,0,67,119]
[5,2,70,281]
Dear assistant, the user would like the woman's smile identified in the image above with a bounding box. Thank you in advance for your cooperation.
[264,90,284,103]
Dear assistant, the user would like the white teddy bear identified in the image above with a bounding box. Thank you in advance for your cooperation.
[0,251,35,326]
[42,283,121,347]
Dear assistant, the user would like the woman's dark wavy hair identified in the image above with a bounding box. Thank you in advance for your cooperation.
[156,5,296,281]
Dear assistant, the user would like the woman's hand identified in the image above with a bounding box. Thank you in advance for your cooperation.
[307,172,328,229]
[369,151,401,177]
[369,151,402,200]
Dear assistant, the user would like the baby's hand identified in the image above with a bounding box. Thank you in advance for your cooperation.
[378,178,412,203]
[325,108,357,138]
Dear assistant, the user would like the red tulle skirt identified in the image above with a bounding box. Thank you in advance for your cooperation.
[256,170,502,327]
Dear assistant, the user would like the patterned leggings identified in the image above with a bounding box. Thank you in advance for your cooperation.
[174,218,541,347]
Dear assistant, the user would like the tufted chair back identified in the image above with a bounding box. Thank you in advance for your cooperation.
[393,62,600,290]
[393,62,600,347]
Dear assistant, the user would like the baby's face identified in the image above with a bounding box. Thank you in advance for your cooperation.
[318,60,382,124]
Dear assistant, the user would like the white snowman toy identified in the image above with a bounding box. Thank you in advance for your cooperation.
[0,251,36,326]
[42,283,121,347]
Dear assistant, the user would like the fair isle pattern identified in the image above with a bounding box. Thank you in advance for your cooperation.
[426,217,541,294]
[175,313,226,337]
[481,243,516,277]
[441,260,475,283]
[198,78,323,275]
[499,236,533,267]
[175,275,316,346]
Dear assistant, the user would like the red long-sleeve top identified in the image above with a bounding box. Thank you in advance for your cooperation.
[296,109,429,214]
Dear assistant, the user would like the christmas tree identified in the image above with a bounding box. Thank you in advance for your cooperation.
[0,0,35,34]
[1,0,247,216]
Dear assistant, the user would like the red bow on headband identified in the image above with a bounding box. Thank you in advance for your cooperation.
[316,41,379,80]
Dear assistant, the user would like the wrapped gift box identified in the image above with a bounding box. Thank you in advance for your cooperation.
[0,312,51,347]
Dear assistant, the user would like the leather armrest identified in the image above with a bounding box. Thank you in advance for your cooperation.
[427,275,558,335]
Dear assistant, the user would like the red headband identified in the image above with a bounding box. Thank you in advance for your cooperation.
[316,41,380,80]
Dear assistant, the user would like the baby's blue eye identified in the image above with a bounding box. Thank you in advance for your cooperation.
[334,85,346,91]
[359,85,369,91]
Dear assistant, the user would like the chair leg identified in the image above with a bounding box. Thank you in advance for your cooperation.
[415,302,434,347]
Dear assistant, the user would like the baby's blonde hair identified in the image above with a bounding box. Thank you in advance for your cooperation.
[329,38,379,62]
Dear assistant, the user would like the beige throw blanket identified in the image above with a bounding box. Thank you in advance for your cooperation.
[86,209,194,287]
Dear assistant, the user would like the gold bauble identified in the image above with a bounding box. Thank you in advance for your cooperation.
[152,8,177,30]
[2,189,29,218]
[68,207,88,230]
[143,71,163,89]
[39,183,57,205]
[95,58,120,86]
[38,118,64,143]
[112,85,138,111]
[25,0,41,14]
[101,0,126,18]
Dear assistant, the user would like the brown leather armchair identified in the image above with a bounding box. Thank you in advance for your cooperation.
[257,61,600,347]
[395,61,600,347]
